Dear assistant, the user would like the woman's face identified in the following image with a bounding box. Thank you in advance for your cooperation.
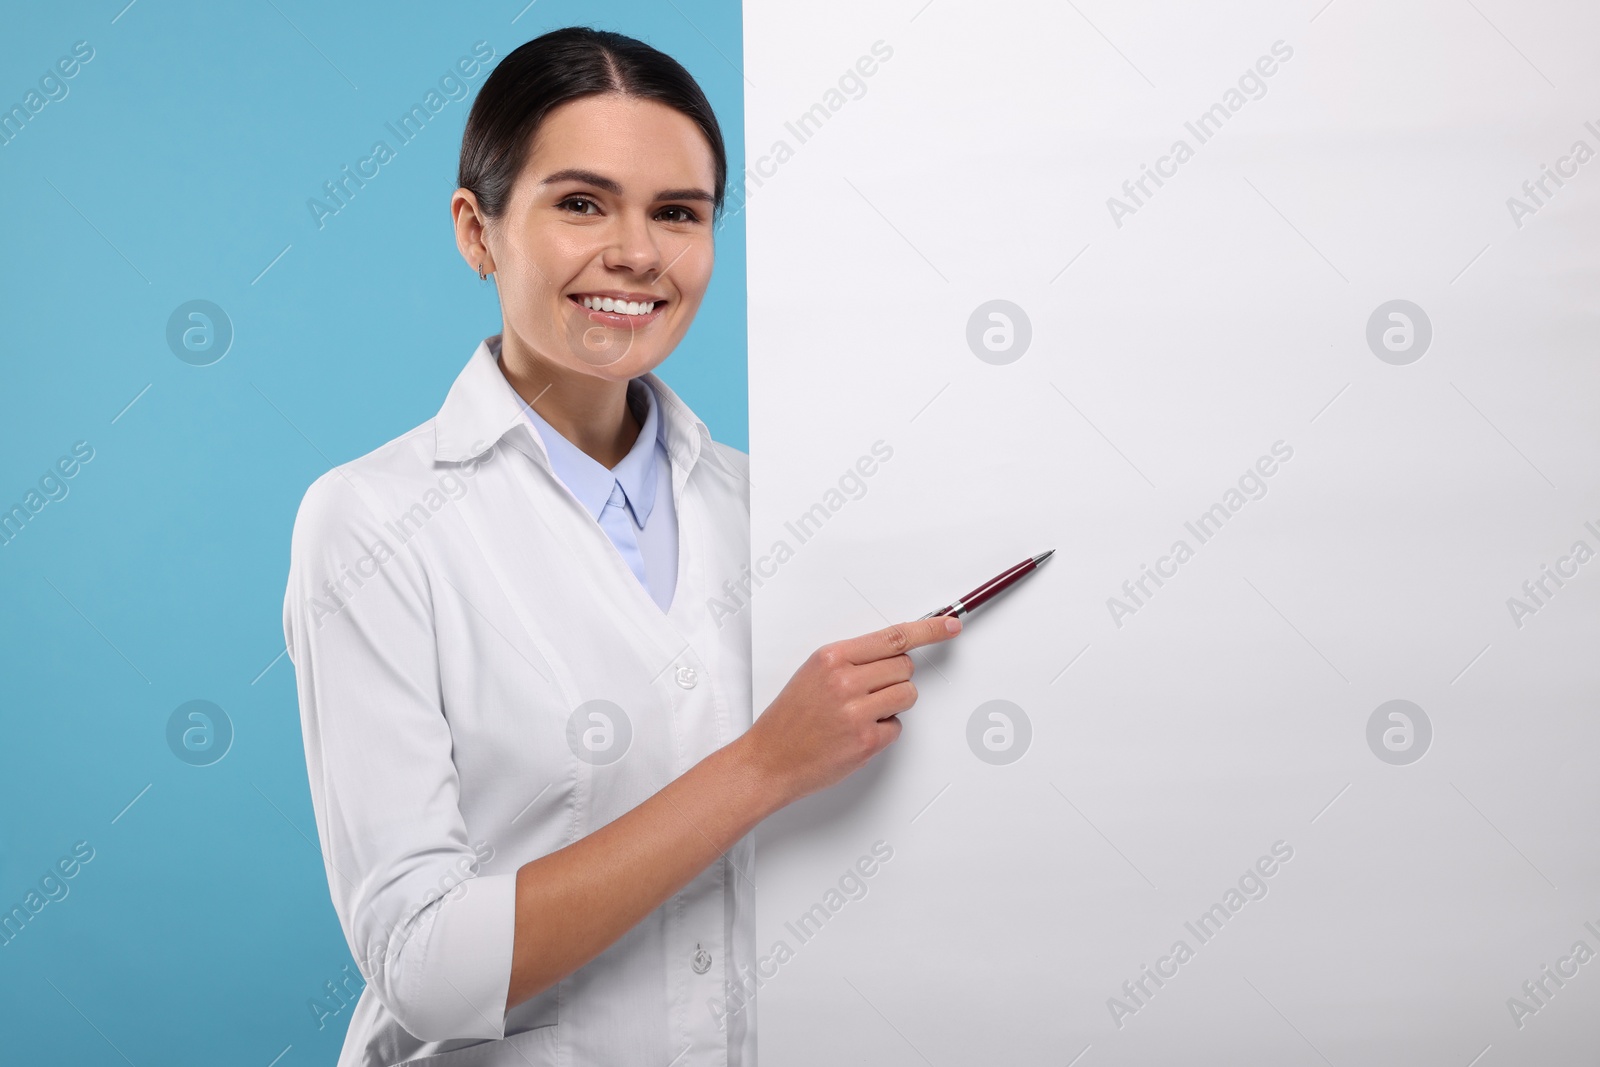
[481,93,718,379]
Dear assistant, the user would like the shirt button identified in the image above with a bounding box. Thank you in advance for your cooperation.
[692,944,712,974]
[675,666,698,689]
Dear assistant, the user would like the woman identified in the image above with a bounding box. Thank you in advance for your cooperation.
[282,26,961,1067]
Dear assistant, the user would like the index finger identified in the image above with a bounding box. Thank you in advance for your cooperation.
[840,616,962,664]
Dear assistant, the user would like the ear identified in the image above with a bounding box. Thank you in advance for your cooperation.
[451,188,494,275]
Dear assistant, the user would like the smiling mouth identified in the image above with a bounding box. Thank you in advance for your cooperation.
[568,293,665,319]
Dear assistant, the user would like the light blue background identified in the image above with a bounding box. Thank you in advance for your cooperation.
[0,2,745,1062]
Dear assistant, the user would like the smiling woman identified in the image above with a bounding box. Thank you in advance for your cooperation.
[461,94,718,389]
[281,25,960,1067]
[455,33,725,397]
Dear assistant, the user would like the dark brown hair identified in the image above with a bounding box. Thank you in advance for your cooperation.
[458,27,728,221]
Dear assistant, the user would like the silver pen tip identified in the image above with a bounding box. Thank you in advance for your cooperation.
[1033,548,1055,565]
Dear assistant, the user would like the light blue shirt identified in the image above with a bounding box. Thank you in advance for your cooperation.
[519,378,678,612]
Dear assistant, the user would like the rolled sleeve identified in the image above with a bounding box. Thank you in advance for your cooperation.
[283,466,514,1043]
[398,870,518,1040]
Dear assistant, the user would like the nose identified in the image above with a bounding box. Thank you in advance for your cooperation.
[601,210,662,278]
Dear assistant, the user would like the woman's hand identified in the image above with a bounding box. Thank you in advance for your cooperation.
[740,616,963,806]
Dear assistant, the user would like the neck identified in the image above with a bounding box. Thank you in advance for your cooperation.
[496,329,640,469]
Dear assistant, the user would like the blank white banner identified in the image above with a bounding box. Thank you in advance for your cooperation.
[741,1,1600,1064]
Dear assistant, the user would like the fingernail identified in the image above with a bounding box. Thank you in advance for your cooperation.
[944,616,961,634]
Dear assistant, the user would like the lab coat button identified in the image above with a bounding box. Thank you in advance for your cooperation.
[675,666,698,689]
[692,943,712,973]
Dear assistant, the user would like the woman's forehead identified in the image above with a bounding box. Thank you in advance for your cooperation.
[525,95,716,191]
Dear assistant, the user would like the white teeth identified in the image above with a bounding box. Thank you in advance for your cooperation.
[578,296,656,316]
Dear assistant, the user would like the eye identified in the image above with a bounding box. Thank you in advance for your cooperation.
[656,205,700,224]
[557,196,601,215]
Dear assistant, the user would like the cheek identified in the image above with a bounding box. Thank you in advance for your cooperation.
[542,228,605,269]
[507,226,593,294]
[667,240,715,301]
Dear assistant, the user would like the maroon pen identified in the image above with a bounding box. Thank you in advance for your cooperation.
[917,549,1055,620]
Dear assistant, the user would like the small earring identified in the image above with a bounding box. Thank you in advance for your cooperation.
[476,261,488,280]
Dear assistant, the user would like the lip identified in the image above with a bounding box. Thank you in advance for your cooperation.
[567,292,667,328]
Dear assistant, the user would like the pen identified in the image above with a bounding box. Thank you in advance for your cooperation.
[917,549,1055,620]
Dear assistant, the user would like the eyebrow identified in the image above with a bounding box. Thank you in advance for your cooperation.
[541,168,715,204]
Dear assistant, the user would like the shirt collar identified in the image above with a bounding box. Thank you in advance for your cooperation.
[433,334,717,485]
[520,376,663,526]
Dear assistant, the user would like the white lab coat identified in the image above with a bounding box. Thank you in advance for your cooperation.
[282,335,758,1066]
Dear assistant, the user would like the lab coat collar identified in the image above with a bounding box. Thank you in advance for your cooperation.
[434,334,716,483]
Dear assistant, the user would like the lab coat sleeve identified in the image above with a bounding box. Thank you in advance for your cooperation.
[282,466,516,1043]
